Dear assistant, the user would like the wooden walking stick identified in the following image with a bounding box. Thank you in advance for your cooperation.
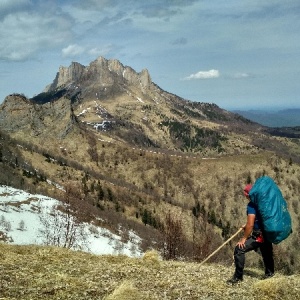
[199,227,243,266]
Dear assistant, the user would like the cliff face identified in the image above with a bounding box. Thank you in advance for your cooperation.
[44,56,152,95]
[0,94,75,138]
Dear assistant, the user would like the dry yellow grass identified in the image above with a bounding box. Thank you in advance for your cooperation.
[0,243,299,300]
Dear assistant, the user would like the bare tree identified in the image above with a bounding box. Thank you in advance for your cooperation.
[39,182,89,251]
[3,220,11,232]
[162,210,186,260]
[18,220,26,231]
[114,239,124,255]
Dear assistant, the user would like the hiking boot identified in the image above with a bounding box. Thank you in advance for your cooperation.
[262,273,274,280]
[227,277,243,285]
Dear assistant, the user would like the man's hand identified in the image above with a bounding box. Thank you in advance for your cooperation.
[237,214,255,249]
[237,237,247,249]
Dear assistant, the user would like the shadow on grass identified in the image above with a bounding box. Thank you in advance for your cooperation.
[244,269,261,279]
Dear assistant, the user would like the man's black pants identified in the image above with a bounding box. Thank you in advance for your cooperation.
[233,236,274,279]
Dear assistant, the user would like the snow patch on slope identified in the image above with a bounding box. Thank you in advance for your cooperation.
[0,185,142,257]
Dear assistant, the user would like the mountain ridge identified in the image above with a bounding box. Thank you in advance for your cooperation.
[232,108,300,127]
[1,56,268,157]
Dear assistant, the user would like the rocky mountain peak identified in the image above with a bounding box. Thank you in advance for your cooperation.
[44,62,85,92]
[108,59,124,75]
[44,56,152,93]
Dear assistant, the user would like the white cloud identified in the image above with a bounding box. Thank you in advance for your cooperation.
[88,44,114,57]
[183,69,220,80]
[61,44,116,59]
[62,44,85,58]
[232,72,251,79]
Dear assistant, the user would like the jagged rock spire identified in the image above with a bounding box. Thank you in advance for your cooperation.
[44,56,152,93]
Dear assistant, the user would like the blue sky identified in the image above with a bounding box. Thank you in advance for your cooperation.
[0,0,299,110]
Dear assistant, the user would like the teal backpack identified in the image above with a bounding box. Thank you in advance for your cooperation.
[249,176,292,244]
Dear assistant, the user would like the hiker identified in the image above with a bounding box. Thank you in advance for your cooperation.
[227,184,274,284]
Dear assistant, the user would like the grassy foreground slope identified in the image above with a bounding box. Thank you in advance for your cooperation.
[0,244,299,300]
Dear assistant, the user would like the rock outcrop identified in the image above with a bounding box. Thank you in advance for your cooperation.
[0,93,75,138]
[44,56,152,94]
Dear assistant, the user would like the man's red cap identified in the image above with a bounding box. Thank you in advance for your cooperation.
[243,184,252,197]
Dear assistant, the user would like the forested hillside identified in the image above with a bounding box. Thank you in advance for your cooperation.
[1,126,299,275]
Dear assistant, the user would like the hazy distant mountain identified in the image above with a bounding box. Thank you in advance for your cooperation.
[232,109,300,127]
